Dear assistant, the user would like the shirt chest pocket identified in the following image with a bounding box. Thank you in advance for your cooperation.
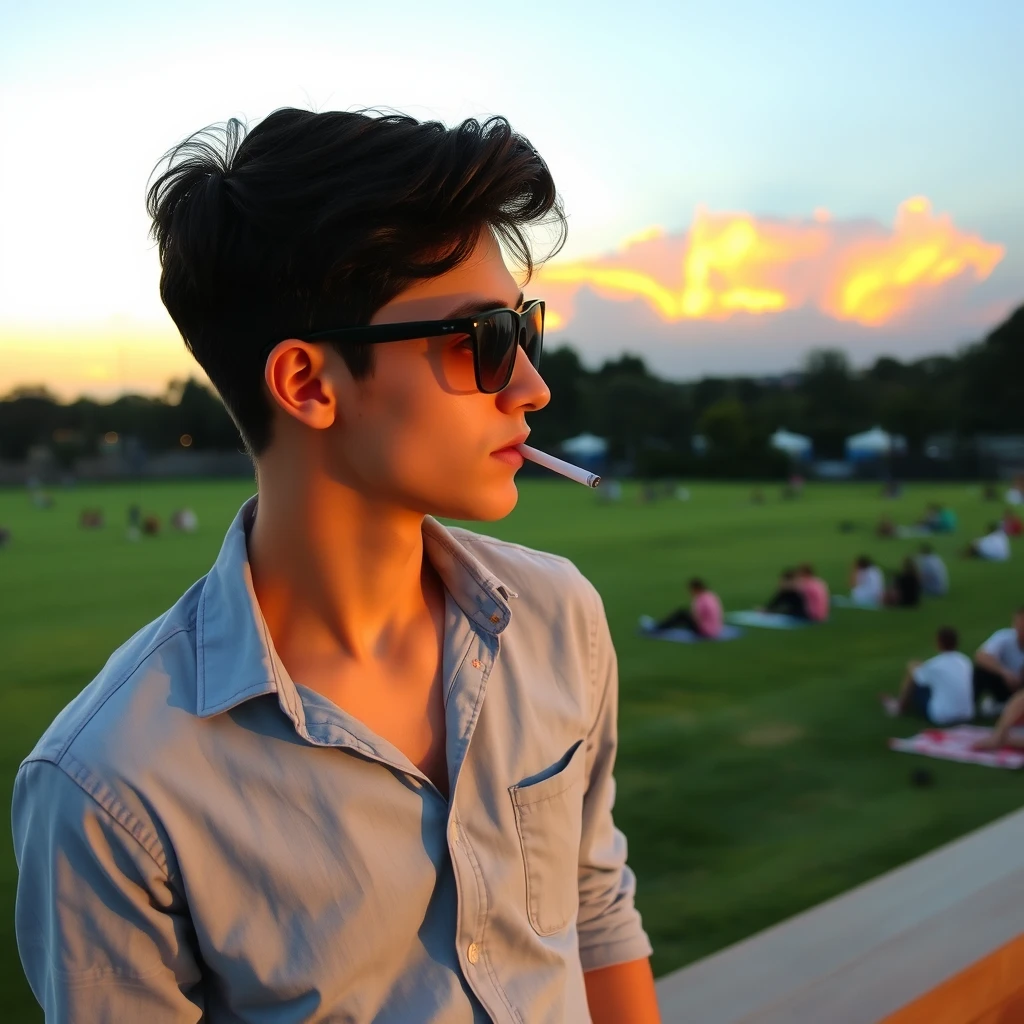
[509,739,586,936]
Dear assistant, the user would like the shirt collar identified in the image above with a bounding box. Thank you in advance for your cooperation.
[195,496,515,718]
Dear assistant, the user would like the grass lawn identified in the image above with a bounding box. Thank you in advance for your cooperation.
[2,476,1022,1017]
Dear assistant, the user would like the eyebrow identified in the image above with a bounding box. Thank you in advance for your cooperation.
[443,292,524,320]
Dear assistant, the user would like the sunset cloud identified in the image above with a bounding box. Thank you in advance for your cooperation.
[535,198,1004,332]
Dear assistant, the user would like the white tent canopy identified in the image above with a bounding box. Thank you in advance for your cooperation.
[770,428,813,457]
[560,433,608,458]
[845,426,906,457]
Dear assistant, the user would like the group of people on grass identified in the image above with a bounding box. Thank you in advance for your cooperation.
[874,500,1020,563]
[848,544,948,608]
[642,547,951,638]
[882,609,1024,750]
[642,564,831,639]
[641,488,1022,646]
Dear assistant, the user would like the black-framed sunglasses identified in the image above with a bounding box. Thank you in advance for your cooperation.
[267,299,545,395]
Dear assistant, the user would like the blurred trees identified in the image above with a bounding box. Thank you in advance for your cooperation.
[1,302,1021,477]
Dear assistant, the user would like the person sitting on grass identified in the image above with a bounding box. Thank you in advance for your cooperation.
[884,556,922,608]
[850,555,885,606]
[797,563,830,621]
[881,626,974,725]
[644,577,723,638]
[760,568,809,619]
[966,522,1010,561]
[918,502,957,534]
[876,514,896,538]
[935,504,958,533]
[972,609,1024,712]
[972,689,1024,751]
[916,543,949,596]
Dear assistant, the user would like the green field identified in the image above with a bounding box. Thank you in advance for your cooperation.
[1,477,1022,1017]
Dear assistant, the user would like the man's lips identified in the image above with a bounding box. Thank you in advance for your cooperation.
[491,433,529,455]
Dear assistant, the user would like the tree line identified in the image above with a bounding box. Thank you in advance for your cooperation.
[2,303,1021,478]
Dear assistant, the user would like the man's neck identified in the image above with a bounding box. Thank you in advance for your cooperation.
[246,469,435,671]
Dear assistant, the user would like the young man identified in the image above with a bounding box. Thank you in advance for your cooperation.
[972,609,1024,709]
[881,627,974,725]
[12,109,658,1024]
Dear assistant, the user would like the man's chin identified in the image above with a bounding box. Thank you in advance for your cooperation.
[430,482,519,524]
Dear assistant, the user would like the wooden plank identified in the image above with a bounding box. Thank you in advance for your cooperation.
[656,808,1024,1024]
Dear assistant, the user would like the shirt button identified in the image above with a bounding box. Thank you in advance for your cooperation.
[467,942,481,965]
[489,613,500,624]
[471,659,481,669]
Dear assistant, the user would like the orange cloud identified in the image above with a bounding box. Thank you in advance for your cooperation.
[536,197,1003,330]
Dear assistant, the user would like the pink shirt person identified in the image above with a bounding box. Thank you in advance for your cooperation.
[798,565,830,622]
[692,588,724,638]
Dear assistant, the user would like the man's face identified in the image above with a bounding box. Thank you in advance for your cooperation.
[304,230,550,521]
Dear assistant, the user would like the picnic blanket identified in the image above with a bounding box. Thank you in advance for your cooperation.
[639,624,744,644]
[889,725,1024,769]
[895,525,933,539]
[726,610,813,630]
[832,595,882,609]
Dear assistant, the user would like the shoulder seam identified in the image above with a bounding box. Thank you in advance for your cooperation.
[52,624,194,764]
[20,755,171,878]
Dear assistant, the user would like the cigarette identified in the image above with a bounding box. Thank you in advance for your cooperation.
[517,444,601,488]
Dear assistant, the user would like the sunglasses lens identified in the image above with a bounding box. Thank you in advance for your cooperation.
[476,310,518,392]
[522,302,544,369]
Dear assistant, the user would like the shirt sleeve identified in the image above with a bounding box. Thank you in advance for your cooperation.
[980,631,1008,660]
[576,584,654,972]
[912,657,936,687]
[12,759,204,1023]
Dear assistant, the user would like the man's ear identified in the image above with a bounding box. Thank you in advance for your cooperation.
[264,340,338,431]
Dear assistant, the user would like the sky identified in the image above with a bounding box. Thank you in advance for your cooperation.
[1,0,1022,398]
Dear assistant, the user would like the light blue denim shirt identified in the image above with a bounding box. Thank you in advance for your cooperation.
[13,497,651,1022]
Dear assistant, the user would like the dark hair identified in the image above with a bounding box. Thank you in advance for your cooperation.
[936,626,958,651]
[688,577,706,591]
[781,568,796,581]
[147,108,566,454]
[856,555,872,569]
[798,563,815,576]
[919,542,934,554]
[988,522,1002,533]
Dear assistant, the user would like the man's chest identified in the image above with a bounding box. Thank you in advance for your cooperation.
[160,665,592,1020]
[313,668,450,794]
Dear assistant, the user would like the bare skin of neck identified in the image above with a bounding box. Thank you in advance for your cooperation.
[247,448,450,798]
